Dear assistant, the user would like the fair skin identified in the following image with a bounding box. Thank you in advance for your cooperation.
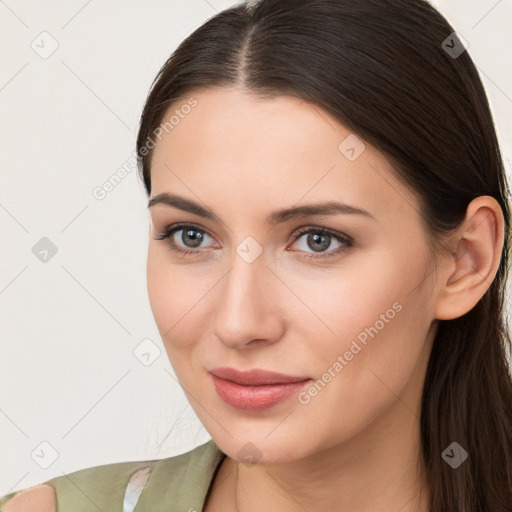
[5,87,504,511]
[146,88,504,511]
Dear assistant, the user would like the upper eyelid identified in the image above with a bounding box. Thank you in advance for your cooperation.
[163,222,217,242]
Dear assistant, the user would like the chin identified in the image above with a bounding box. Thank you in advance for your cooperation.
[208,427,312,465]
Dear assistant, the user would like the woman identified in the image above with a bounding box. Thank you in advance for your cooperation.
[2,0,511,510]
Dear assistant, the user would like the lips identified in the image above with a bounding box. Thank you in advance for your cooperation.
[209,367,313,411]
[209,367,311,385]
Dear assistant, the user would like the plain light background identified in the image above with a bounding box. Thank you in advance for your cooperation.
[0,0,511,495]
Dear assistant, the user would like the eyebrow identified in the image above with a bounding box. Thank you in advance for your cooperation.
[147,192,376,224]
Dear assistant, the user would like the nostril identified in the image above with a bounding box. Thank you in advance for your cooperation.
[123,467,151,512]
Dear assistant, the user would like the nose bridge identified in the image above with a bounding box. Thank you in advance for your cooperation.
[212,246,281,348]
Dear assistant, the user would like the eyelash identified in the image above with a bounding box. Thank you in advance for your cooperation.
[153,223,353,260]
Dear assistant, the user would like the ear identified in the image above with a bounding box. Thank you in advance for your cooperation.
[434,195,505,320]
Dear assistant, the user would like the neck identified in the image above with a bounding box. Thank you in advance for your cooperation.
[231,399,430,512]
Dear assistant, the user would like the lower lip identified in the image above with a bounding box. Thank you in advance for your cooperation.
[211,375,312,411]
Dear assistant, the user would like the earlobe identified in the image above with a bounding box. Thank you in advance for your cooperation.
[434,196,505,321]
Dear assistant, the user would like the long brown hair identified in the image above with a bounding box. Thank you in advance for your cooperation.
[135,0,512,509]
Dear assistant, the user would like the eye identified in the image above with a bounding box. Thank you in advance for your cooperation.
[288,226,353,260]
[153,223,353,260]
[153,223,217,257]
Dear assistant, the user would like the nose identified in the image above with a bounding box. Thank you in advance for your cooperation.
[212,253,285,351]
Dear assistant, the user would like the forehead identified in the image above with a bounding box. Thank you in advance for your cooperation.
[149,87,418,223]
[153,87,347,164]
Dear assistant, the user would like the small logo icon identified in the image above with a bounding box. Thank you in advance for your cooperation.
[237,442,262,467]
[31,441,59,469]
[236,236,263,264]
[32,237,58,263]
[442,31,468,59]
[441,441,468,468]
[31,31,59,59]
[338,134,366,161]
[133,338,161,366]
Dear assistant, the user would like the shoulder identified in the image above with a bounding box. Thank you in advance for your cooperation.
[0,458,150,512]
[0,439,225,512]
[1,485,56,512]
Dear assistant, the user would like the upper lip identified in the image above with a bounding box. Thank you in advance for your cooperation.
[209,367,311,386]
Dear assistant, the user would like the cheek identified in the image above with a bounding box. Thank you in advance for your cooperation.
[146,244,189,346]
[147,245,172,327]
[293,259,433,440]
[284,251,407,349]
[146,243,217,353]
[294,244,430,362]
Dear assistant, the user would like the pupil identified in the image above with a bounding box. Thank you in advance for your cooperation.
[184,229,203,247]
[309,233,329,252]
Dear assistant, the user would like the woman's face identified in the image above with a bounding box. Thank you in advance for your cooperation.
[146,87,441,463]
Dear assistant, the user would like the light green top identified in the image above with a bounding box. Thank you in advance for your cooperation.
[0,439,226,511]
